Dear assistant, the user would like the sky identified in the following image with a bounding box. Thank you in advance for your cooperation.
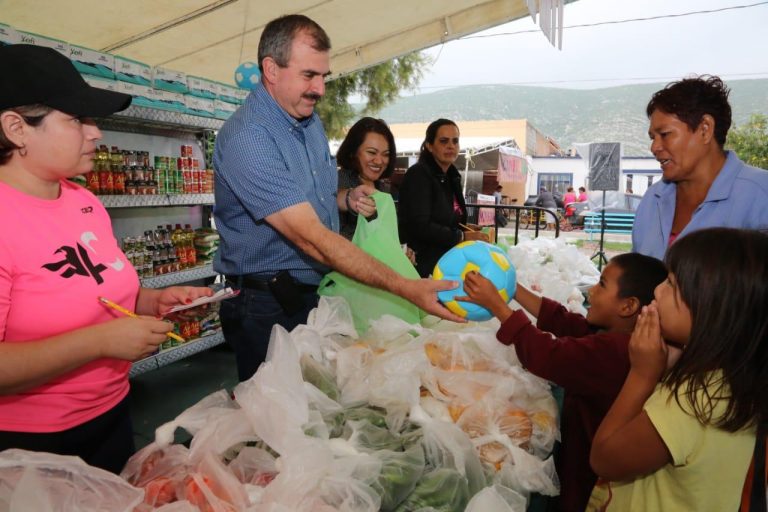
[413,0,768,92]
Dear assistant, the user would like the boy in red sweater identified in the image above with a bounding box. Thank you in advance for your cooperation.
[461,253,667,512]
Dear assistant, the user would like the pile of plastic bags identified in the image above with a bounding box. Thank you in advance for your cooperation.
[120,297,561,511]
[0,238,604,511]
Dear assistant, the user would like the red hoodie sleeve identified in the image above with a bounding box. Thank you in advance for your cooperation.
[536,297,594,337]
[497,309,630,395]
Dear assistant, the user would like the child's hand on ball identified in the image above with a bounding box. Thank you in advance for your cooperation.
[458,271,506,313]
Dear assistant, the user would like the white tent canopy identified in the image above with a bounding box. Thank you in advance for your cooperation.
[1,0,573,85]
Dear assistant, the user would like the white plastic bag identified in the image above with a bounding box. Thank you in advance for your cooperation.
[465,484,527,512]
[0,449,143,511]
[155,389,239,447]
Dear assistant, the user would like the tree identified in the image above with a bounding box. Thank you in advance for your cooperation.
[316,52,431,139]
[726,113,768,170]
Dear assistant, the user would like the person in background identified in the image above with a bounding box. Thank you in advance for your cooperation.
[563,186,577,206]
[493,184,503,204]
[632,75,768,260]
[535,186,557,209]
[563,186,578,225]
[535,186,558,229]
[336,117,417,264]
[0,44,213,474]
[577,186,588,202]
[493,184,508,228]
[589,228,768,511]
[335,117,395,240]
[397,118,489,278]
[461,253,667,512]
[213,16,462,381]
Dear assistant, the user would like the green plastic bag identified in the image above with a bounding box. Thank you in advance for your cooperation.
[319,191,422,334]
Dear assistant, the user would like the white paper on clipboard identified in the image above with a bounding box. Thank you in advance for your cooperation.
[165,287,240,314]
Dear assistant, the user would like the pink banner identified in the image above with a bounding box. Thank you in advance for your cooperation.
[477,194,496,226]
[498,149,527,183]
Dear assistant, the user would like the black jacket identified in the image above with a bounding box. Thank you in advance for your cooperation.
[398,158,467,277]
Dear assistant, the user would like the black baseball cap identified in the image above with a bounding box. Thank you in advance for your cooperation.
[0,44,132,117]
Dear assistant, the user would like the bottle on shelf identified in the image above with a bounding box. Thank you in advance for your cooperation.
[172,224,188,269]
[85,152,100,194]
[184,224,197,267]
[153,225,167,275]
[97,145,113,195]
[111,146,125,195]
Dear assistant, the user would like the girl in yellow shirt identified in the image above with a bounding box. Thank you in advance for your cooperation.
[588,227,768,511]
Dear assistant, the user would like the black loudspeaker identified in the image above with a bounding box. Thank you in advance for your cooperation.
[588,142,621,191]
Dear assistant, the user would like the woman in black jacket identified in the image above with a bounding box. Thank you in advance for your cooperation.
[398,119,488,277]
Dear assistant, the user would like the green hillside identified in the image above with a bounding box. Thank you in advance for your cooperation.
[373,79,768,156]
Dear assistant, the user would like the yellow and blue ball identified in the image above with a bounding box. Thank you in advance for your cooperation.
[433,241,516,321]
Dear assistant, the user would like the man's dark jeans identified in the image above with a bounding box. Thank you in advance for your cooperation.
[220,287,319,381]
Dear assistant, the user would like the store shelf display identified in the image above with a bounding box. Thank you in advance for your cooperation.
[100,193,215,208]
[101,104,224,133]
[98,103,223,375]
[129,329,225,377]
[140,263,217,288]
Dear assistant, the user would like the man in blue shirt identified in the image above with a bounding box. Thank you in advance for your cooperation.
[213,14,461,381]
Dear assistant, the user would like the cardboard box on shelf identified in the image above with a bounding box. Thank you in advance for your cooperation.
[152,66,189,94]
[83,75,119,93]
[17,30,68,56]
[114,55,152,86]
[0,24,20,46]
[184,95,216,117]
[116,81,156,109]
[187,76,218,100]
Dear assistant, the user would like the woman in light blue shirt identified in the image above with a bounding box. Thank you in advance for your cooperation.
[632,75,768,260]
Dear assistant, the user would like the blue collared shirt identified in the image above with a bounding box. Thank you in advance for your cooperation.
[212,83,338,284]
[632,151,768,260]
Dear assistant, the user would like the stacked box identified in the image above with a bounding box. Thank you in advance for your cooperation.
[0,24,20,46]
[187,76,218,100]
[153,89,186,113]
[69,44,115,79]
[152,66,189,94]
[214,100,238,120]
[184,95,216,118]
[232,88,250,103]
[116,81,156,109]
[114,55,152,86]
[17,31,69,56]
[82,75,119,93]
[216,82,241,104]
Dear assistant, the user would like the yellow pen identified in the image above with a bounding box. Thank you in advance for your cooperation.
[98,297,186,344]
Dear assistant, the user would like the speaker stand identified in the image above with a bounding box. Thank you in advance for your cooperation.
[590,190,609,270]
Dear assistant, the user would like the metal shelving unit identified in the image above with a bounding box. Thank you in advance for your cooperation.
[130,329,225,377]
[98,105,224,137]
[100,105,225,376]
[140,264,218,288]
[99,193,215,208]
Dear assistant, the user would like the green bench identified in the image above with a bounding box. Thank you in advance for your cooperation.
[583,212,635,240]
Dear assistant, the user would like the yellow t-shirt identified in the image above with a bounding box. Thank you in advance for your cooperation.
[587,378,755,512]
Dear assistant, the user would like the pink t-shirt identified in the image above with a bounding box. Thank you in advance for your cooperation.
[0,180,139,432]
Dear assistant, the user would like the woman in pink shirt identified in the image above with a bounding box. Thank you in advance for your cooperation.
[563,186,579,225]
[0,45,212,474]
